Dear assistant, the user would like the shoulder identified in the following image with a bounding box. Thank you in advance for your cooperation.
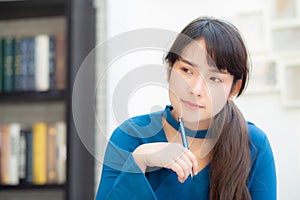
[247,121,274,164]
[109,110,163,147]
[246,122,276,194]
[247,121,268,147]
[119,110,162,134]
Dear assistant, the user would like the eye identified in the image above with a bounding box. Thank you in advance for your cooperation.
[181,67,192,74]
[210,77,222,82]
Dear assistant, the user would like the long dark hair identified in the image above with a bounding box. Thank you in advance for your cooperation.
[165,17,251,200]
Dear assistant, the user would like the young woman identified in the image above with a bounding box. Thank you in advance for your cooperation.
[96,17,276,200]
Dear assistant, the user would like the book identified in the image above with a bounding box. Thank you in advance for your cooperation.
[19,129,27,184]
[14,37,23,92]
[35,35,50,91]
[0,124,10,185]
[49,36,56,90]
[0,39,2,93]
[0,125,1,181]
[0,34,67,93]
[26,37,35,91]
[2,37,14,93]
[46,124,57,184]
[56,121,66,184]
[32,122,47,185]
[9,123,21,185]
[25,129,33,184]
[55,34,66,90]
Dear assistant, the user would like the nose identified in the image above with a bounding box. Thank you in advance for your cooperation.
[190,75,206,96]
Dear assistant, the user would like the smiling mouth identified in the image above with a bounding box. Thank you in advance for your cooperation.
[181,100,204,109]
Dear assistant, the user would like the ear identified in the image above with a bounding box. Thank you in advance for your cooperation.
[228,79,242,101]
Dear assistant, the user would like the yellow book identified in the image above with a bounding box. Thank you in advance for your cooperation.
[33,122,47,185]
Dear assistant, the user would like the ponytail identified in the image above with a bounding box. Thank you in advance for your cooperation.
[209,101,251,200]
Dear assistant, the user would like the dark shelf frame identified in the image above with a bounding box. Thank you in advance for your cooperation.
[0,0,67,20]
[0,184,65,190]
[0,90,67,103]
[67,0,96,200]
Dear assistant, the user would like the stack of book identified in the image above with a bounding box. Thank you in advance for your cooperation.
[0,121,66,185]
[0,34,66,93]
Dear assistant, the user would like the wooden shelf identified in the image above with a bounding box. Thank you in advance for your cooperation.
[0,0,67,19]
[0,184,65,190]
[0,90,67,103]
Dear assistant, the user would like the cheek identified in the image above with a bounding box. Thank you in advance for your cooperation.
[168,74,182,106]
[168,70,189,96]
[168,70,190,112]
[207,84,231,116]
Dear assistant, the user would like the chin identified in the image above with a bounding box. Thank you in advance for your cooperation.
[181,110,201,122]
[183,109,211,123]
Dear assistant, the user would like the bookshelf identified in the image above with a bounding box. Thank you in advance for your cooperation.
[0,0,96,200]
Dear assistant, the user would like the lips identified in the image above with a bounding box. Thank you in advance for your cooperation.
[181,99,204,109]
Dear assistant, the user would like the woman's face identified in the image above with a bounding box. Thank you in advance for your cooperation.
[168,39,236,129]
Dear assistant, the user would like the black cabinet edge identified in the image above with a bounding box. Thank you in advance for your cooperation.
[0,0,68,20]
[0,184,66,190]
[0,90,67,102]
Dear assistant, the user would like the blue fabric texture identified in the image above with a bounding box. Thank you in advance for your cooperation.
[96,106,276,200]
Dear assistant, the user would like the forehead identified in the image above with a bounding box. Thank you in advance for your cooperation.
[180,39,217,70]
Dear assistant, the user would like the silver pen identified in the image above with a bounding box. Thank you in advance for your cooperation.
[178,116,193,177]
[178,116,188,149]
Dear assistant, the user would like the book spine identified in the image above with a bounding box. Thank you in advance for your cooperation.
[35,35,49,91]
[14,37,23,92]
[9,123,20,185]
[1,124,10,185]
[25,129,33,184]
[27,37,35,91]
[0,125,2,182]
[54,34,66,90]
[0,38,2,93]
[49,36,55,90]
[56,121,66,184]
[33,122,47,185]
[20,37,29,91]
[19,130,27,184]
[2,37,14,93]
[47,124,57,184]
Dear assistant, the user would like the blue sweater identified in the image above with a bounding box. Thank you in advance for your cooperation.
[96,106,276,200]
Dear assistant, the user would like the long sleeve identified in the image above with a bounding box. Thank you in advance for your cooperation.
[248,124,277,200]
[95,115,277,200]
[95,126,156,200]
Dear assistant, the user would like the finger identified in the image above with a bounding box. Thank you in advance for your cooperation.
[165,161,185,182]
[179,154,193,177]
[185,150,198,175]
[175,158,191,180]
[181,154,193,169]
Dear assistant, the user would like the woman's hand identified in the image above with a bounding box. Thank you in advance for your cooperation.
[132,142,198,183]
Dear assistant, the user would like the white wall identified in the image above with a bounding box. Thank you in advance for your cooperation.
[104,0,265,134]
[96,0,300,199]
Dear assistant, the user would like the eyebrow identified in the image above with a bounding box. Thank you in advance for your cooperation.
[209,68,229,74]
[179,57,198,68]
[179,57,229,74]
